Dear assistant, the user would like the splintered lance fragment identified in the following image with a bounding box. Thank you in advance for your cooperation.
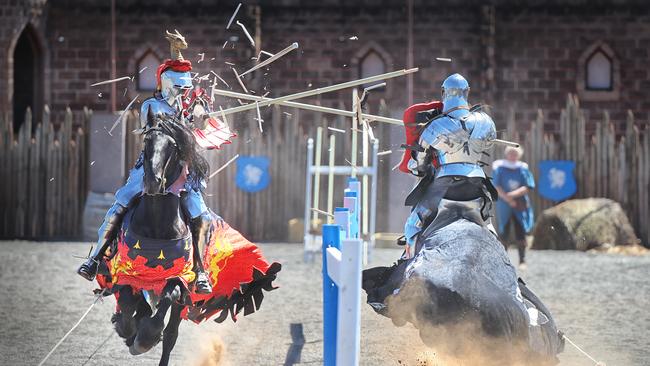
[209,154,240,179]
[211,71,230,88]
[108,94,139,136]
[255,102,263,133]
[327,127,346,134]
[226,3,242,29]
[210,79,217,101]
[364,120,376,141]
[236,20,255,47]
[377,150,392,156]
[232,68,249,93]
[239,42,300,77]
[197,53,205,63]
[435,57,452,62]
[218,105,228,126]
[345,159,359,170]
[310,208,334,218]
[90,76,132,87]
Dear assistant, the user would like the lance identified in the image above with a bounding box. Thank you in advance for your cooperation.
[210,67,518,147]
[210,88,520,147]
[493,139,520,147]
[211,88,402,125]
[210,68,418,118]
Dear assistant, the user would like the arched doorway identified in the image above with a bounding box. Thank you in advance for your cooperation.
[12,25,43,133]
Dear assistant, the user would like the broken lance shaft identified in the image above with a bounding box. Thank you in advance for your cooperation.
[210,68,419,118]
[211,88,403,125]
[239,42,300,77]
[493,139,520,147]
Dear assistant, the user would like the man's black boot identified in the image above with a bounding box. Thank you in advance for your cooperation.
[77,203,128,281]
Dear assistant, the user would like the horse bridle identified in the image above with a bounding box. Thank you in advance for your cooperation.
[143,122,181,192]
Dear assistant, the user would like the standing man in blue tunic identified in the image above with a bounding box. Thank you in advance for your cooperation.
[492,146,535,269]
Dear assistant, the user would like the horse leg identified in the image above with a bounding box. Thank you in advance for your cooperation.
[158,303,183,366]
[113,286,140,340]
[125,297,152,347]
[130,281,181,355]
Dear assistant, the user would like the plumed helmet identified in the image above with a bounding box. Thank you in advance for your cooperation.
[441,73,470,113]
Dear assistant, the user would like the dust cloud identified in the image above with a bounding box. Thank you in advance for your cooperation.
[189,334,228,366]
[386,279,557,366]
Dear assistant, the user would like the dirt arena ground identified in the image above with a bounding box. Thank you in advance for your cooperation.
[0,241,648,366]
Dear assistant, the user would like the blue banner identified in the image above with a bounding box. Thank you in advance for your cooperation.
[537,160,577,202]
[235,156,270,193]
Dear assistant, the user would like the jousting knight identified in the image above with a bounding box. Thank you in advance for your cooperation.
[77,30,235,294]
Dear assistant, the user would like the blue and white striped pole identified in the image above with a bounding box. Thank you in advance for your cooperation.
[323,206,362,365]
[335,237,363,365]
[322,224,341,366]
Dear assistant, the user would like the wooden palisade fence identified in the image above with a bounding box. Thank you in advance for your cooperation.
[498,94,649,246]
[5,95,643,244]
[0,107,91,239]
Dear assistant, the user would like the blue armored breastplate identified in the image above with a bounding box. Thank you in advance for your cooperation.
[419,109,496,178]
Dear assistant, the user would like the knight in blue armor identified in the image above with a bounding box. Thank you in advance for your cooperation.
[363,74,565,360]
[77,33,218,294]
[402,73,498,257]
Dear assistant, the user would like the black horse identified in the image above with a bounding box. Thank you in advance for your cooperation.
[363,202,564,365]
[111,112,210,366]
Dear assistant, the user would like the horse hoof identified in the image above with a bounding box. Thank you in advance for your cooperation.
[125,334,136,347]
[129,316,163,354]
[129,339,148,355]
[112,312,136,339]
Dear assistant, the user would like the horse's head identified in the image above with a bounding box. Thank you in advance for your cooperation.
[141,111,208,196]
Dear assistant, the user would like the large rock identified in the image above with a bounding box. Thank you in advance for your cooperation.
[532,198,639,250]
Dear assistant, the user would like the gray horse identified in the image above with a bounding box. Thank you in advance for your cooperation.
[363,202,564,365]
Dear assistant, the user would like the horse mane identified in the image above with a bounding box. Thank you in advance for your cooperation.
[155,115,210,189]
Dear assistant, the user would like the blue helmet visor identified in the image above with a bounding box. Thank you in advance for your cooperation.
[162,70,193,89]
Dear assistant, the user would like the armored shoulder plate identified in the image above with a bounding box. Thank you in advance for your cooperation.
[140,96,177,129]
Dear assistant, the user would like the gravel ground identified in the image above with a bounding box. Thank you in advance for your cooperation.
[0,241,648,366]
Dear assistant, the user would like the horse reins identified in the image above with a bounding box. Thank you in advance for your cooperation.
[144,123,180,192]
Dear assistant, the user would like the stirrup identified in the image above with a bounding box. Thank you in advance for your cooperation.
[77,258,99,281]
[194,271,213,294]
